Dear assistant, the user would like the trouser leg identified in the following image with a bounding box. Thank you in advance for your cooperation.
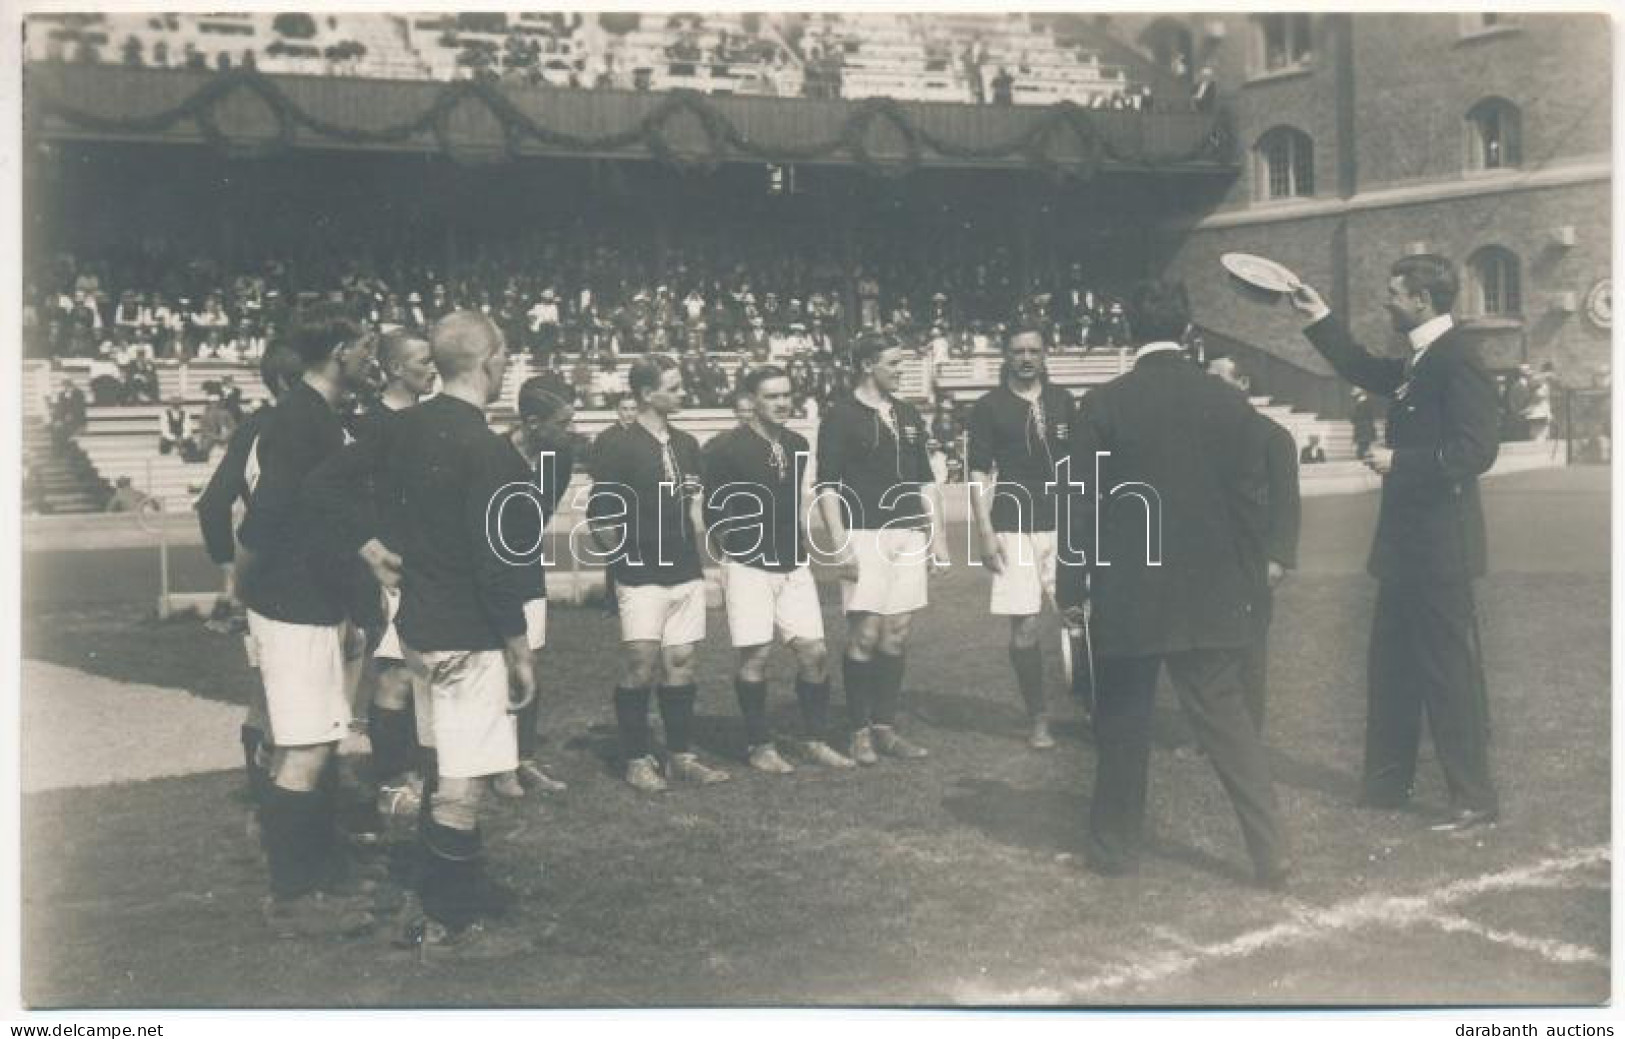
[1167,647,1288,876]
[1413,580,1498,813]
[1088,655,1159,872]
[1363,581,1424,806]
[1242,593,1272,735]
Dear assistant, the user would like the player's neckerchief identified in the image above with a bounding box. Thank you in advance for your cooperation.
[749,424,789,482]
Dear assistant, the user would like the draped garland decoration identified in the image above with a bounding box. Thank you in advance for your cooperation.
[29,67,1234,179]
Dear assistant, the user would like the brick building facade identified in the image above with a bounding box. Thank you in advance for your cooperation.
[1107,12,1611,413]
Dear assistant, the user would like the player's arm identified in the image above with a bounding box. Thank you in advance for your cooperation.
[237,407,324,584]
[301,427,399,587]
[1055,394,1106,620]
[584,434,628,559]
[468,438,539,711]
[699,438,730,564]
[813,413,856,569]
[195,415,258,566]
[964,399,1003,572]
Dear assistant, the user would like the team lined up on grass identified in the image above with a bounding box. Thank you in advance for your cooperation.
[209,287,1312,953]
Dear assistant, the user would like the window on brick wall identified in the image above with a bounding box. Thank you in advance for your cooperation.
[1467,246,1523,317]
[1466,97,1522,171]
[1255,127,1315,201]
[1252,13,1312,74]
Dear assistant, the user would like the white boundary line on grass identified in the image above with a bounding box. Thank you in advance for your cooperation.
[955,845,1611,1003]
[1415,911,1607,967]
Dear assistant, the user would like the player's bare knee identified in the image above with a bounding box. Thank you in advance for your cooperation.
[663,644,698,684]
[737,645,772,683]
[795,640,830,682]
[1010,616,1041,650]
[373,664,413,710]
[622,643,660,687]
[272,743,331,791]
[846,615,882,660]
[879,616,912,655]
[432,777,481,829]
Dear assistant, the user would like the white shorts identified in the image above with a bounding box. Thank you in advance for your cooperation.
[374,586,403,662]
[617,579,707,647]
[989,531,1059,617]
[722,562,825,647]
[407,647,518,780]
[524,598,548,652]
[840,528,929,617]
[247,610,349,747]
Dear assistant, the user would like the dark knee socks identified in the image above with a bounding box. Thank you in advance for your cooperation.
[368,702,417,782]
[795,678,832,740]
[1009,643,1047,719]
[870,652,905,727]
[735,679,770,747]
[260,785,327,900]
[657,684,697,755]
[419,813,484,930]
[614,686,653,760]
[843,655,874,732]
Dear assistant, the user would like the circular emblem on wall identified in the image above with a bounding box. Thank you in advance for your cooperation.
[1584,277,1611,330]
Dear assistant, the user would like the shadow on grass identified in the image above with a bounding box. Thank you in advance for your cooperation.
[941,776,1259,886]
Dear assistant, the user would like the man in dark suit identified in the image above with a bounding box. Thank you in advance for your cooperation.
[1058,282,1289,888]
[1290,255,1500,833]
[1209,356,1300,736]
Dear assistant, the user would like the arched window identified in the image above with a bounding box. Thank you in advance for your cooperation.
[1467,247,1522,317]
[1255,127,1315,200]
[1466,98,1522,170]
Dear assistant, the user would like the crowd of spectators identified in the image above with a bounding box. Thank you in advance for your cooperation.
[26,232,1133,420]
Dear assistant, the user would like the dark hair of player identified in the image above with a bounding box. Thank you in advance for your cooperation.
[258,345,306,399]
[742,365,789,396]
[1004,323,1049,350]
[850,332,897,370]
[285,301,365,368]
[1390,254,1459,314]
[1125,280,1192,345]
[517,377,570,422]
[627,354,680,402]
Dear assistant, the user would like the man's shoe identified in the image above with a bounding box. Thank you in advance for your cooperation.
[802,740,856,769]
[1429,808,1499,835]
[625,755,668,793]
[748,744,796,775]
[1028,717,1056,751]
[872,724,929,760]
[517,760,568,793]
[668,752,731,785]
[849,728,879,766]
[491,772,525,799]
[263,891,376,939]
[398,917,532,961]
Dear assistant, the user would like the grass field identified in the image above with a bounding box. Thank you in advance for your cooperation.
[19,467,1611,1007]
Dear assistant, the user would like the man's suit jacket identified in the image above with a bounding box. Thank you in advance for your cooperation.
[1304,317,1499,582]
[1058,351,1270,657]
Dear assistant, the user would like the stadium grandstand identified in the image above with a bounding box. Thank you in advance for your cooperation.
[24,11,1368,515]
[26,12,1152,106]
